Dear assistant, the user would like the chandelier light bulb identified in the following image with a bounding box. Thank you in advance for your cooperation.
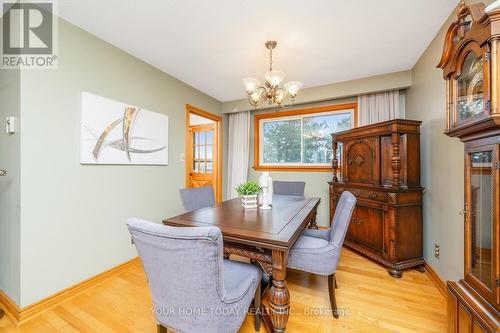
[265,70,285,87]
[242,77,260,93]
[284,81,303,97]
[275,89,286,104]
[250,91,261,103]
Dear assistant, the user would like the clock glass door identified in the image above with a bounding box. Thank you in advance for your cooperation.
[465,146,498,304]
[457,52,484,123]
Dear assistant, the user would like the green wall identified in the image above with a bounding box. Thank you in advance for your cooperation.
[0,56,21,305]
[17,18,223,307]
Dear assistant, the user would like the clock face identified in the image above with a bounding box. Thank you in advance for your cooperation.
[457,52,484,122]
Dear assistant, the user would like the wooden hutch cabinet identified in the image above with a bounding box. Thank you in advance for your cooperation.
[437,2,500,332]
[329,119,424,278]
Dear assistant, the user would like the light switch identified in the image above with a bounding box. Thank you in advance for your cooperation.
[6,116,15,134]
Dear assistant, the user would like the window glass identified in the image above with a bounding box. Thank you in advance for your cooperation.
[303,113,351,164]
[262,119,301,164]
[259,109,354,167]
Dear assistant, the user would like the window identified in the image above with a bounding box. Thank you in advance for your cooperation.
[254,103,357,171]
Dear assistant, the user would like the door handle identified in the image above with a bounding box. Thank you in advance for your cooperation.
[0,170,6,176]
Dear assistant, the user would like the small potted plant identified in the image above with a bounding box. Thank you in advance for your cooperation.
[235,181,261,209]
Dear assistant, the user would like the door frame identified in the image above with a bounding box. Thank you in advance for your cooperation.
[185,104,222,202]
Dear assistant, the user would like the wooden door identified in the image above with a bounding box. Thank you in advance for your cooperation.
[187,124,217,191]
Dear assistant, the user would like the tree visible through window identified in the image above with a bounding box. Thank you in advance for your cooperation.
[263,119,301,163]
[257,105,355,169]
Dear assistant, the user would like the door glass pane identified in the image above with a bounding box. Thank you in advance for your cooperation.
[206,131,213,145]
[200,146,205,159]
[469,151,493,289]
[457,52,484,122]
[206,145,212,159]
[193,160,198,172]
[207,161,213,172]
[262,119,301,163]
[193,145,199,159]
[194,132,199,145]
[199,161,205,173]
[200,132,206,145]
[303,112,352,164]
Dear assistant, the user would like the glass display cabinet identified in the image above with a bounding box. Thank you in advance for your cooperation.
[438,2,500,332]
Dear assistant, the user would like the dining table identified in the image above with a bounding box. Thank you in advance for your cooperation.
[163,195,321,333]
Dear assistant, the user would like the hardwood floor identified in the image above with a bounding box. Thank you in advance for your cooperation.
[0,249,446,333]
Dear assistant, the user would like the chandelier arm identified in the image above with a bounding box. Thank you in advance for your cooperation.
[243,40,300,109]
[256,86,268,102]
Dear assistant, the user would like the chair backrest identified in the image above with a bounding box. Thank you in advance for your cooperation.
[328,191,356,248]
[179,186,215,212]
[273,181,306,197]
[127,218,225,328]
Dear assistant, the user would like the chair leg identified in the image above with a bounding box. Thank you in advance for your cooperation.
[157,323,168,333]
[254,282,261,331]
[334,274,338,289]
[328,274,339,319]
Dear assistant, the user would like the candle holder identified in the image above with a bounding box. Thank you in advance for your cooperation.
[259,172,272,210]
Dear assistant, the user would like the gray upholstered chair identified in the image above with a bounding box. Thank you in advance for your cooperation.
[127,218,261,333]
[273,181,305,197]
[179,186,215,212]
[287,191,356,319]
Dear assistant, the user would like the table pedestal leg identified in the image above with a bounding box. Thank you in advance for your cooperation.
[270,250,289,333]
[309,210,318,229]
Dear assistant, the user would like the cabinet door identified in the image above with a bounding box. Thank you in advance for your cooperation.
[464,143,499,306]
[350,203,384,253]
[458,304,472,333]
[343,138,380,185]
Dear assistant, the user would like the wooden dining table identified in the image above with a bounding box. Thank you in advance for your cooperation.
[163,195,321,333]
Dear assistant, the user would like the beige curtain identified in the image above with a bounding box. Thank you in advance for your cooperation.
[226,111,251,199]
[358,90,400,126]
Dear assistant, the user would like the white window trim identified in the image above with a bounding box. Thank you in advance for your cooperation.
[258,108,355,167]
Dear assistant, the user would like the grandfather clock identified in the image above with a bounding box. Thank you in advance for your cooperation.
[438,1,499,332]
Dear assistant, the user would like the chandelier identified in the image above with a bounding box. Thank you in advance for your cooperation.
[242,41,303,108]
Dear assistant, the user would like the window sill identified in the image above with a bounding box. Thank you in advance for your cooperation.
[253,165,333,172]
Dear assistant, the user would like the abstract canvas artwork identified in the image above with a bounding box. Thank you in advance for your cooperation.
[80,92,169,165]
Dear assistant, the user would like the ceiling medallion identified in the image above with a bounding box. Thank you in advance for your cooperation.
[242,41,303,109]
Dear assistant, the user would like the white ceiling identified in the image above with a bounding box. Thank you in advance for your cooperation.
[58,0,459,102]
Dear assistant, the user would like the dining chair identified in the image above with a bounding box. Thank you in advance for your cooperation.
[273,181,306,197]
[179,186,215,212]
[127,218,262,333]
[287,191,356,319]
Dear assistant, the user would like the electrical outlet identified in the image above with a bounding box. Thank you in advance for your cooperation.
[434,243,440,258]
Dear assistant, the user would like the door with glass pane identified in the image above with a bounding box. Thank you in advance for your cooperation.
[464,143,499,306]
[188,124,217,191]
